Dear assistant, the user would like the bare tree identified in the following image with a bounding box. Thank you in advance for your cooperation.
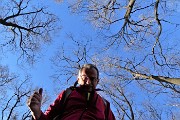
[0,72,31,120]
[0,1,60,119]
[0,65,17,87]
[51,0,180,119]
[51,34,180,119]
[100,76,180,120]
[0,0,60,64]
[62,0,180,85]
[0,70,50,120]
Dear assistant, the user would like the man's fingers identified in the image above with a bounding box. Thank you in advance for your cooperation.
[39,88,43,96]
[27,92,41,103]
[28,99,40,105]
[32,94,41,101]
[27,88,43,108]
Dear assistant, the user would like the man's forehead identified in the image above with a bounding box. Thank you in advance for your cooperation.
[82,68,97,74]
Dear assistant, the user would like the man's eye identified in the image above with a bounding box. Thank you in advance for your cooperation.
[90,77,96,81]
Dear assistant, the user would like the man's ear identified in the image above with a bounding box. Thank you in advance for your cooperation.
[77,77,80,84]
[97,79,99,84]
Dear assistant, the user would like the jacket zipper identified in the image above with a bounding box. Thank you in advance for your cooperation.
[80,92,91,120]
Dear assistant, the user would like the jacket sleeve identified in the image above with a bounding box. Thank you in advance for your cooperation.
[33,90,65,120]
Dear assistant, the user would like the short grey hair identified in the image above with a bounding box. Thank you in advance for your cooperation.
[78,64,99,79]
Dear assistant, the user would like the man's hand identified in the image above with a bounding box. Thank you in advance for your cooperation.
[27,88,43,119]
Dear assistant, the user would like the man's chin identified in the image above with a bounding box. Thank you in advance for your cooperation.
[80,84,94,92]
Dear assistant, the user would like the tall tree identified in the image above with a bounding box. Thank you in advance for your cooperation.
[64,0,180,85]
[51,35,180,119]
[0,65,30,120]
[0,0,60,64]
[0,65,50,120]
[53,0,180,119]
[0,0,59,119]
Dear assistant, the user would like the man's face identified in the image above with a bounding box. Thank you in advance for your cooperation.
[78,67,99,89]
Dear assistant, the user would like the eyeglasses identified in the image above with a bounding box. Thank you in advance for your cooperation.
[80,75,98,82]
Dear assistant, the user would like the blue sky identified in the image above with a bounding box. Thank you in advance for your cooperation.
[0,0,98,100]
[1,0,180,118]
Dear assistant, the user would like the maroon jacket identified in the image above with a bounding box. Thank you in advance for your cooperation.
[36,87,115,120]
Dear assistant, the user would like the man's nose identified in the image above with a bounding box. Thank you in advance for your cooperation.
[84,77,91,84]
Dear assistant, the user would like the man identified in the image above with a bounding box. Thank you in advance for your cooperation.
[27,64,115,120]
